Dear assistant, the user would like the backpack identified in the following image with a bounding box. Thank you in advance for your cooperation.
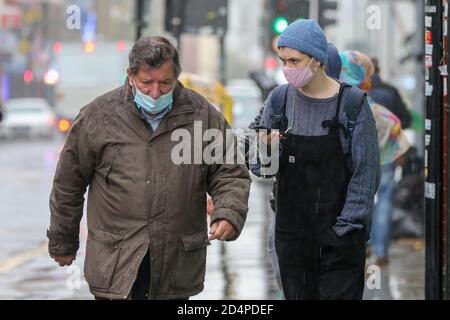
[267,83,367,156]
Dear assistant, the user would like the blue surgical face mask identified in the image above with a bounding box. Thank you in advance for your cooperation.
[132,80,175,114]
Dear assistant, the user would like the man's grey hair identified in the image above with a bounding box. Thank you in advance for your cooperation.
[128,36,181,77]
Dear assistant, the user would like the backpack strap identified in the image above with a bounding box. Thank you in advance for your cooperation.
[267,84,290,131]
[321,82,348,137]
[340,84,367,154]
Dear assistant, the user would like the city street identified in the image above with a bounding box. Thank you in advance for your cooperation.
[0,137,424,300]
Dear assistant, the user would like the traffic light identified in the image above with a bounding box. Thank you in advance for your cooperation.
[318,0,338,29]
[268,0,310,52]
[270,0,309,30]
[135,0,151,40]
[273,16,289,34]
[164,0,184,34]
[23,70,33,84]
[165,0,227,36]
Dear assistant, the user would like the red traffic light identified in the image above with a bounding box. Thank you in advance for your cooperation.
[23,70,33,83]
[53,42,62,53]
[116,40,127,52]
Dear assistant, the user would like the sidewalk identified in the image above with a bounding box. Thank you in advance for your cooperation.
[363,238,425,300]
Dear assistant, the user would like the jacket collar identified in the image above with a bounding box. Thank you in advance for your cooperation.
[122,78,194,142]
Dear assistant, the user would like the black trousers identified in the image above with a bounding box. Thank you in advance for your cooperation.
[130,250,151,300]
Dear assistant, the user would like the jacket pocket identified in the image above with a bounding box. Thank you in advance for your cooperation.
[173,231,210,291]
[84,228,123,290]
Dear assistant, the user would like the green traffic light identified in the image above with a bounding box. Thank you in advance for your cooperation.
[273,17,288,34]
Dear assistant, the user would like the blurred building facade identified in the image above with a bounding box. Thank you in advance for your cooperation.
[142,0,266,82]
[0,0,135,105]
[0,0,424,131]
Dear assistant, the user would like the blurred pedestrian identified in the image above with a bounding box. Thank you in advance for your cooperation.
[47,36,251,300]
[339,51,411,267]
[251,20,380,300]
[339,51,410,166]
[370,58,411,129]
[370,58,410,265]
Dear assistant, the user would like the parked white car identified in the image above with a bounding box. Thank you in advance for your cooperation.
[0,98,56,140]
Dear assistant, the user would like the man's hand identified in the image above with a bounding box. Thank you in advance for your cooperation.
[50,254,76,267]
[209,219,236,241]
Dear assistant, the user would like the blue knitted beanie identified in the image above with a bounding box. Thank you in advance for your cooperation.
[277,19,328,65]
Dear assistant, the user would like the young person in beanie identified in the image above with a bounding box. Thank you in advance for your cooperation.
[255,19,380,300]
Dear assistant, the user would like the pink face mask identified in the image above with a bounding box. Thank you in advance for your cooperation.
[282,58,317,88]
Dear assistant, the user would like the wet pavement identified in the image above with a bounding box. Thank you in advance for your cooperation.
[363,238,425,300]
[0,138,425,299]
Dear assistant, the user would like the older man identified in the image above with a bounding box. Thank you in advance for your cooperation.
[47,36,250,300]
